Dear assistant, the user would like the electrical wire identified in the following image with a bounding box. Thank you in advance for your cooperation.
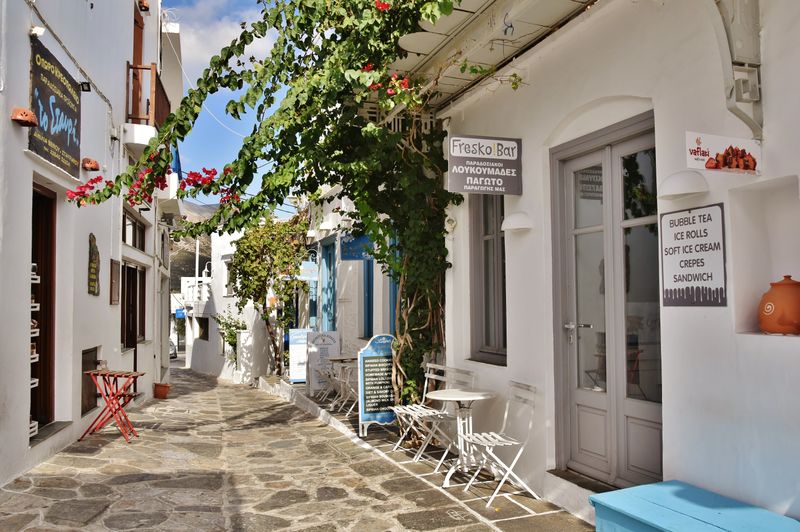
[162,10,249,138]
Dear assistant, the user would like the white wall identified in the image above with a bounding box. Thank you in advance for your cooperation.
[442,0,800,518]
[0,0,173,486]
[185,231,272,385]
[308,198,395,358]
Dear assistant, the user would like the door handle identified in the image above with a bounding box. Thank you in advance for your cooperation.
[563,322,593,330]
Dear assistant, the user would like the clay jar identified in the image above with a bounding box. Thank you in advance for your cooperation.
[758,275,800,335]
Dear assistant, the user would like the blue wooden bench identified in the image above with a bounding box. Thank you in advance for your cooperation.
[589,480,800,531]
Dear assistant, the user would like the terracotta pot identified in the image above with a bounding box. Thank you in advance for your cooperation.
[153,382,171,399]
[10,107,38,127]
[758,275,800,335]
[81,158,100,171]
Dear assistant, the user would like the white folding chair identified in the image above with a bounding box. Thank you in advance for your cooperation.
[315,364,337,402]
[330,363,358,416]
[391,363,475,471]
[462,381,539,507]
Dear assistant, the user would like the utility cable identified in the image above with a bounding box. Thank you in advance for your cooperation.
[162,10,249,138]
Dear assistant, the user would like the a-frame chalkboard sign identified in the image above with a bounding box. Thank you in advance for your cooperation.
[357,335,396,437]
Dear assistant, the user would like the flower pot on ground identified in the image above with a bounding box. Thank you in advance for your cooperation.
[153,382,171,399]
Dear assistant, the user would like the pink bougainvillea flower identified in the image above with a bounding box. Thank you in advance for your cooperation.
[362,63,374,72]
[386,88,396,95]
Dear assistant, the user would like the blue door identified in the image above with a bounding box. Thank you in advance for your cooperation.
[321,241,336,331]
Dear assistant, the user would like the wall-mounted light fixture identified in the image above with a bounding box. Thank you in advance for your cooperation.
[79,81,91,92]
[81,158,100,171]
[501,211,533,231]
[138,206,151,213]
[10,107,38,127]
[657,170,709,200]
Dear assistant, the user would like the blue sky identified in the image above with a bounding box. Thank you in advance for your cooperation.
[162,0,288,210]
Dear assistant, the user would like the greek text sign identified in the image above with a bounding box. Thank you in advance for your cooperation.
[358,335,396,437]
[88,233,100,296]
[306,331,339,394]
[660,203,727,306]
[29,38,81,177]
[288,328,313,383]
[448,135,522,195]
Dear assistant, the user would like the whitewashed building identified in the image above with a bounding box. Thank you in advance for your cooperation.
[178,230,273,385]
[305,188,398,358]
[0,0,182,485]
[393,0,800,522]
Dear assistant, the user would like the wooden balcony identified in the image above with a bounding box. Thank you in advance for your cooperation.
[126,62,171,129]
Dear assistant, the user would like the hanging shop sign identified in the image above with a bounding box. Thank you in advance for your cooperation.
[288,328,313,383]
[686,131,760,174]
[306,331,339,395]
[88,234,100,296]
[29,38,81,178]
[298,260,318,282]
[448,135,522,195]
[660,203,727,306]
[358,334,396,437]
[340,233,373,261]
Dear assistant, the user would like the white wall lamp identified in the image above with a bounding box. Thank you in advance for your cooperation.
[657,170,709,200]
[501,211,533,232]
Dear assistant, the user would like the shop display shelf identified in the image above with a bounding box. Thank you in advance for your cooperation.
[29,420,38,438]
[30,351,39,363]
[729,175,800,335]
[31,303,40,312]
[31,274,41,284]
[30,378,39,389]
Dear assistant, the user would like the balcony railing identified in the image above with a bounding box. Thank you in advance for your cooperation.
[126,62,171,129]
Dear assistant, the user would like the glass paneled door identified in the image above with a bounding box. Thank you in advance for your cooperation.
[560,132,662,487]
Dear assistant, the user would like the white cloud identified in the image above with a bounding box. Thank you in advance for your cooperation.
[164,0,276,83]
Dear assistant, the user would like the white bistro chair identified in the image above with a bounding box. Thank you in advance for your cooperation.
[462,381,539,507]
[330,362,359,416]
[391,363,475,470]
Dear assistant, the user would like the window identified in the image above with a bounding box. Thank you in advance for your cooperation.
[225,261,235,297]
[197,317,209,341]
[471,195,507,364]
[121,264,147,346]
[123,210,145,251]
[362,259,374,338]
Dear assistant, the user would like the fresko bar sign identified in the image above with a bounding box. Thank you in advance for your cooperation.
[448,135,522,195]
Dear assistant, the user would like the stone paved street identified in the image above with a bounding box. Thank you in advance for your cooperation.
[0,369,592,531]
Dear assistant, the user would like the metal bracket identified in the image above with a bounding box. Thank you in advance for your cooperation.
[711,0,763,139]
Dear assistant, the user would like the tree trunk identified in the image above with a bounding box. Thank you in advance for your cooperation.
[264,316,282,376]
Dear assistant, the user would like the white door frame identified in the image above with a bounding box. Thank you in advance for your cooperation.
[550,111,655,478]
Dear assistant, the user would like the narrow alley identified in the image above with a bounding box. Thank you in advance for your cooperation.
[0,370,590,531]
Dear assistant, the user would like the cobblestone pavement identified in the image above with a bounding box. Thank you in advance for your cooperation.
[0,369,592,531]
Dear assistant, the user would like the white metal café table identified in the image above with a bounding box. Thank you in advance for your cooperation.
[425,388,496,487]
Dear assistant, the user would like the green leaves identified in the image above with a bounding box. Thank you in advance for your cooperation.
[74,0,477,398]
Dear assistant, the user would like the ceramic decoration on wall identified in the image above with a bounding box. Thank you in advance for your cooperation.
[758,275,800,335]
